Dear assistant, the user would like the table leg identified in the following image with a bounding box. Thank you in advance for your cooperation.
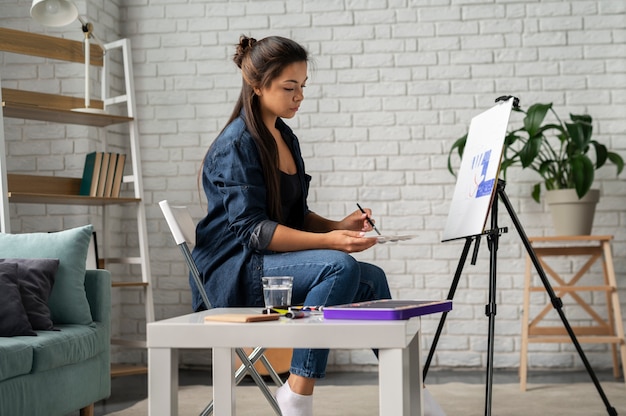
[148,347,179,416]
[213,347,236,415]
[378,333,422,415]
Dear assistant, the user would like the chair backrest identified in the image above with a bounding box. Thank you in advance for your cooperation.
[159,200,197,246]
[159,199,212,309]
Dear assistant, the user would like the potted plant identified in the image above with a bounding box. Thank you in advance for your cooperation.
[448,102,624,235]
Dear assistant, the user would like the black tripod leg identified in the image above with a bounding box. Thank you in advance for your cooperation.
[423,236,474,381]
[498,187,618,416]
[484,188,502,416]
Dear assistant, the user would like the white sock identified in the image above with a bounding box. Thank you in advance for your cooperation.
[275,381,313,416]
[423,386,446,416]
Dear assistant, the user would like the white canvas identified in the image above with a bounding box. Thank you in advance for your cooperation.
[442,99,514,241]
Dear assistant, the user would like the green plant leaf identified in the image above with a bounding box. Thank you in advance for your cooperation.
[518,135,542,167]
[524,103,551,137]
[570,154,594,198]
[565,121,591,150]
[569,114,593,143]
[591,141,608,168]
[447,135,467,176]
[504,131,520,146]
[531,183,541,203]
[500,158,516,171]
[607,151,625,175]
[570,113,592,124]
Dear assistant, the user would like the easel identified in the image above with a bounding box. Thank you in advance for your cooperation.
[423,179,618,416]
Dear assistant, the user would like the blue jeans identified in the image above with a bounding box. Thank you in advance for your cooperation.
[263,249,391,379]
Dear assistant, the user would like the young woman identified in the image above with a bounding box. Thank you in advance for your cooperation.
[192,35,445,416]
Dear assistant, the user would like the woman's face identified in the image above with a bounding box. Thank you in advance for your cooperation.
[257,61,308,121]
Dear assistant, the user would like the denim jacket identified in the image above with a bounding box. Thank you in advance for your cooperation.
[191,115,311,310]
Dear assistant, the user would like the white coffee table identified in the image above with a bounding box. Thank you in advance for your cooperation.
[147,308,423,416]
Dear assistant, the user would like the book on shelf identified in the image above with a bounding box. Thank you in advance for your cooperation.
[79,151,103,197]
[79,152,127,198]
[110,153,126,198]
[103,152,118,197]
[95,152,110,197]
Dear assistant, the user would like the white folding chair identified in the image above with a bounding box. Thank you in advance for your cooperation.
[159,200,284,416]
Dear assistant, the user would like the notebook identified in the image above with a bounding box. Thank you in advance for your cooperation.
[323,299,452,320]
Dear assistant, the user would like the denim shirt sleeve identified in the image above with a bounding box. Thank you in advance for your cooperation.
[251,220,279,250]
[203,122,277,251]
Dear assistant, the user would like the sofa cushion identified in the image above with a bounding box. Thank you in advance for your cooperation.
[0,258,59,331]
[0,263,36,337]
[0,225,93,325]
[28,323,106,373]
[0,337,33,382]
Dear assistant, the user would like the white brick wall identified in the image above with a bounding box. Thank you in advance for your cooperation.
[2,0,625,373]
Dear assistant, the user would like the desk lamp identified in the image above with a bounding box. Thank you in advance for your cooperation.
[30,0,105,113]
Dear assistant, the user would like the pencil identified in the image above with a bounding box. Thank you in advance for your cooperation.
[356,203,381,235]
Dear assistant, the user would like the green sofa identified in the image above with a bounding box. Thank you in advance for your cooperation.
[0,225,111,415]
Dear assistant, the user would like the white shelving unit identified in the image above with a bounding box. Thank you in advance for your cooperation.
[0,27,153,377]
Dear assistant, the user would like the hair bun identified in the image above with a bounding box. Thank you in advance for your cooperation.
[240,35,257,51]
[233,35,257,68]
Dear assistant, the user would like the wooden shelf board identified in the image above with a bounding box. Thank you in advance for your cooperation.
[7,174,139,205]
[529,235,613,243]
[8,192,140,205]
[529,285,612,293]
[0,27,104,66]
[111,363,147,378]
[528,335,621,344]
[105,257,143,265]
[111,338,146,348]
[529,325,612,337]
[112,281,149,288]
[2,99,132,127]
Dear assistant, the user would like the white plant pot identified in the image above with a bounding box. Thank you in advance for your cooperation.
[544,189,600,236]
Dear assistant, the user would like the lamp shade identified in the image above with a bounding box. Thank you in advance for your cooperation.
[30,0,78,27]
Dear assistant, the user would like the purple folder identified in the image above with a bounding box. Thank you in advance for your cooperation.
[323,299,452,320]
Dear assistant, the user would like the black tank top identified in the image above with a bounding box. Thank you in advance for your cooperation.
[280,171,301,228]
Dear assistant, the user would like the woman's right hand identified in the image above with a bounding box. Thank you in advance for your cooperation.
[324,230,377,253]
[268,225,377,253]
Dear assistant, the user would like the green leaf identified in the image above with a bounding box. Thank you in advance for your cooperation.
[524,103,552,137]
[591,141,608,168]
[518,135,542,167]
[570,154,594,198]
[607,151,624,175]
[570,113,592,125]
[447,135,467,176]
[531,183,541,203]
[565,121,591,150]
[569,114,593,142]
[504,131,523,146]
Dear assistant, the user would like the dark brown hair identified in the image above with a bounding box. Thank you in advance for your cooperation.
[221,35,309,221]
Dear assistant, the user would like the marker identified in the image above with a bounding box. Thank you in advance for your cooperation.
[301,306,324,312]
[356,203,381,235]
[285,310,310,319]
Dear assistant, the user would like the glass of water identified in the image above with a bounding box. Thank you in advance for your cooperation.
[262,276,293,308]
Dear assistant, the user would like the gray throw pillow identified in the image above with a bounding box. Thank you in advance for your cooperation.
[0,258,59,330]
[0,262,36,337]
